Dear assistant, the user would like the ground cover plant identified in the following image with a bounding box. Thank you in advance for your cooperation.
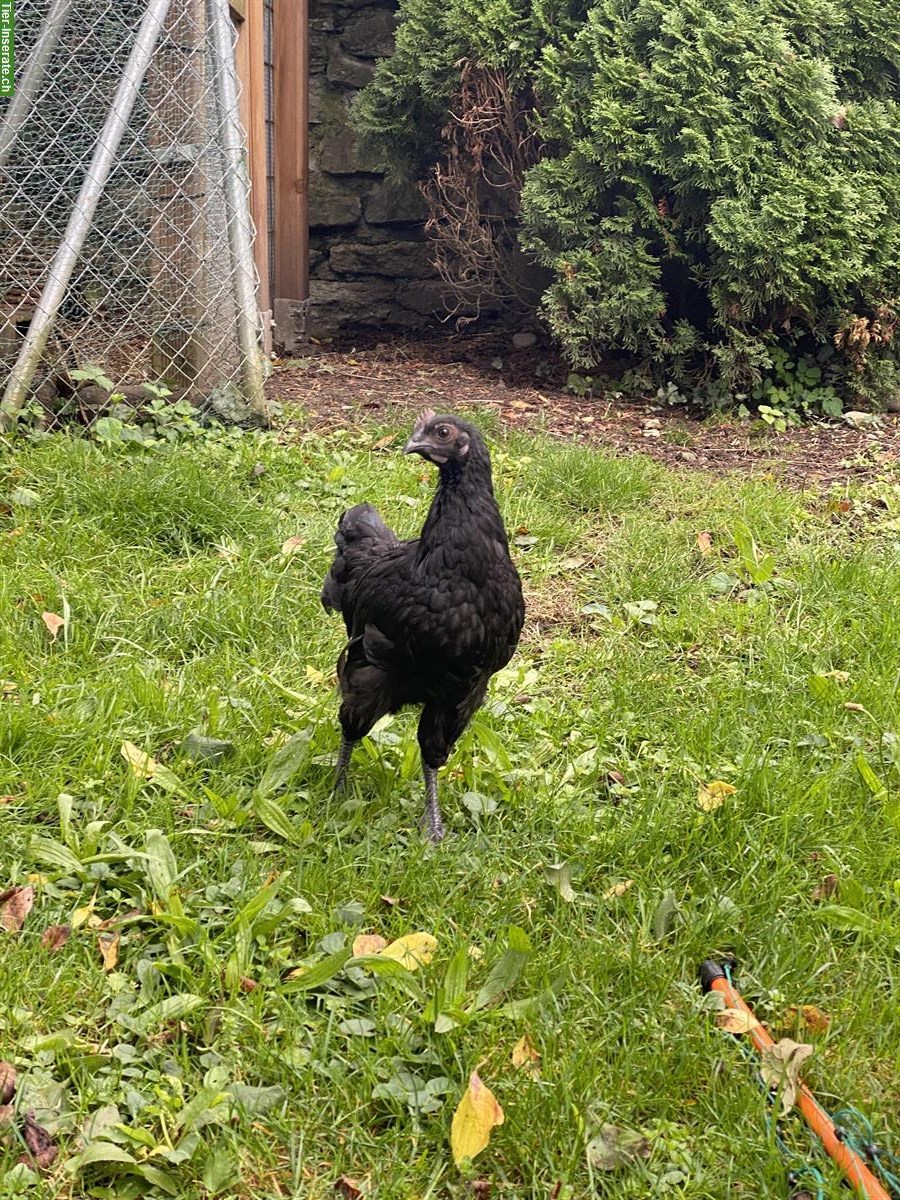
[1,417,899,1198]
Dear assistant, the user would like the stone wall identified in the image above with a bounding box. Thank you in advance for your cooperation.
[308,0,447,338]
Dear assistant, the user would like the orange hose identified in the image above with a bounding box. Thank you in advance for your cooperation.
[707,973,891,1200]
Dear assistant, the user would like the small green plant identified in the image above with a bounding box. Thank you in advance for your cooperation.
[750,348,842,424]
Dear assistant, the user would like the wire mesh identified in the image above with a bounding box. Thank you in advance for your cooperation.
[0,0,263,428]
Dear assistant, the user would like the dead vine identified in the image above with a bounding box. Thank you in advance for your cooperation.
[423,61,541,324]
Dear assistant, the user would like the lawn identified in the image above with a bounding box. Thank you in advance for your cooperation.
[1,415,899,1199]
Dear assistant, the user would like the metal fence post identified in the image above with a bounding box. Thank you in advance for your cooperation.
[207,0,267,421]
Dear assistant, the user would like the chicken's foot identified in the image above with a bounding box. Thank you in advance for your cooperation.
[420,764,446,843]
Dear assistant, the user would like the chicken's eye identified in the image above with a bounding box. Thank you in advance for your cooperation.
[436,424,451,440]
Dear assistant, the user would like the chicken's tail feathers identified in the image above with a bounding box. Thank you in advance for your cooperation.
[321,503,397,613]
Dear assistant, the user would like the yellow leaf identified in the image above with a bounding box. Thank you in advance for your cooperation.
[603,879,634,900]
[41,611,66,642]
[98,931,120,972]
[467,944,484,961]
[281,536,306,556]
[379,932,437,971]
[120,740,159,780]
[352,933,388,957]
[305,665,325,685]
[511,1035,541,1077]
[785,1004,831,1034]
[715,1007,761,1035]
[696,531,713,556]
[72,896,96,930]
[450,1072,504,1166]
[760,1038,813,1116]
[697,780,736,812]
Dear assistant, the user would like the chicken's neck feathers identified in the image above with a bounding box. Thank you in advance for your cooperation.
[417,452,506,558]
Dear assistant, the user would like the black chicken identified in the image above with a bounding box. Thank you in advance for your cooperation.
[320,410,525,842]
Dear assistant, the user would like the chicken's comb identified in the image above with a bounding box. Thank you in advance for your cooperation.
[413,407,436,433]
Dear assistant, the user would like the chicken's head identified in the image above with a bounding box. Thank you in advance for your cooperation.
[403,410,483,467]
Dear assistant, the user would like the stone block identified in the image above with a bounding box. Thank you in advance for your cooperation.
[307,278,397,337]
[327,46,377,89]
[308,75,349,126]
[342,8,396,58]
[330,239,436,279]
[317,126,383,175]
[363,176,428,225]
[309,172,362,229]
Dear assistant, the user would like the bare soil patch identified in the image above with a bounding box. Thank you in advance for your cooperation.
[266,333,900,490]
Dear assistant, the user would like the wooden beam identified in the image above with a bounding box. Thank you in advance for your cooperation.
[273,0,308,302]
[245,0,271,320]
[229,0,247,20]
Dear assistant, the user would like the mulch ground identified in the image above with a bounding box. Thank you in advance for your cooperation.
[265,332,900,491]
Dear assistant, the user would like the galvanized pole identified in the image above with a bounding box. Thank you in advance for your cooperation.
[0,0,75,169]
[0,0,173,429]
[206,0,268,420]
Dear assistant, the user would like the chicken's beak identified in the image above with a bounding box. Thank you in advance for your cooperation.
[403,436,427,457]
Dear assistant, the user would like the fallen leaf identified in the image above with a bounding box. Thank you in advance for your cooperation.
[41,611,65,642]
[305,664,325,685]
[281,536,306,555]
[0,795,19,805]
[380,894,399,907]
[0,885,35,933]
[511,1035,541,1077]
[0,1104,13,1127]
[72,895,96,929]
[40,924,70,953]
[352,933,388,957]
[336,1176,367,1199]
[21,1112,59,1170]
[696,531,712,556]
[0,1061,16,1104]
[585,1124,651,1172]
[98,931,120,971]
[544,861,576,902]
[844,702,866,713]
[715,1007,761,1035]
[760,1038,814,1115]
[811,874,839,902]
[120,740,160,779]
[603,880,634,900]
[239,976,257,993]
[697,780,737,812]
[785,1005,831,1034]
[450,1072,504,1166]
[379,932,437,970]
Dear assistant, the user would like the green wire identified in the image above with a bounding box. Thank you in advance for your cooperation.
[720,964,900,1199]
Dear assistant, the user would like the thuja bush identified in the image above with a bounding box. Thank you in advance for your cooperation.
[356,0,900,411]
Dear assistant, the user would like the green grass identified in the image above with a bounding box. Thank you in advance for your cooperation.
[1,421,899,1199]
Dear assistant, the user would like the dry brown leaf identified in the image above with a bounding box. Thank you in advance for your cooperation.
[380,894,399,907]
[0,1061,16,1104]
[450,1071,505,1166]
[98,930,120,972]
[120,740,159,779]
[0,795,20,805]
[810,874,839,902]
[844,702,867,713]
[40,924,71,953]
[696,531,713,556]
[715,1007,761,1035]
[603,880,634,900]
[281,536,307,555]
[511,1035,541,1077]
[41,611,65,642]
[0,1103,13,1128]
[352,933,388,957]
[760,1038,814,1116]
[697,780,737,812]
[336,1176,367,1199]
[0,885,35,933]
[786,1005,831,1034]
[21,1111,58,1170]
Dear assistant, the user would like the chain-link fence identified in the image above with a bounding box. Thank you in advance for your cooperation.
[0,0,266,431]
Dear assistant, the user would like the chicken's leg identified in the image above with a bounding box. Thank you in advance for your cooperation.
[333,735,355,793]
[420,763,446,844]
